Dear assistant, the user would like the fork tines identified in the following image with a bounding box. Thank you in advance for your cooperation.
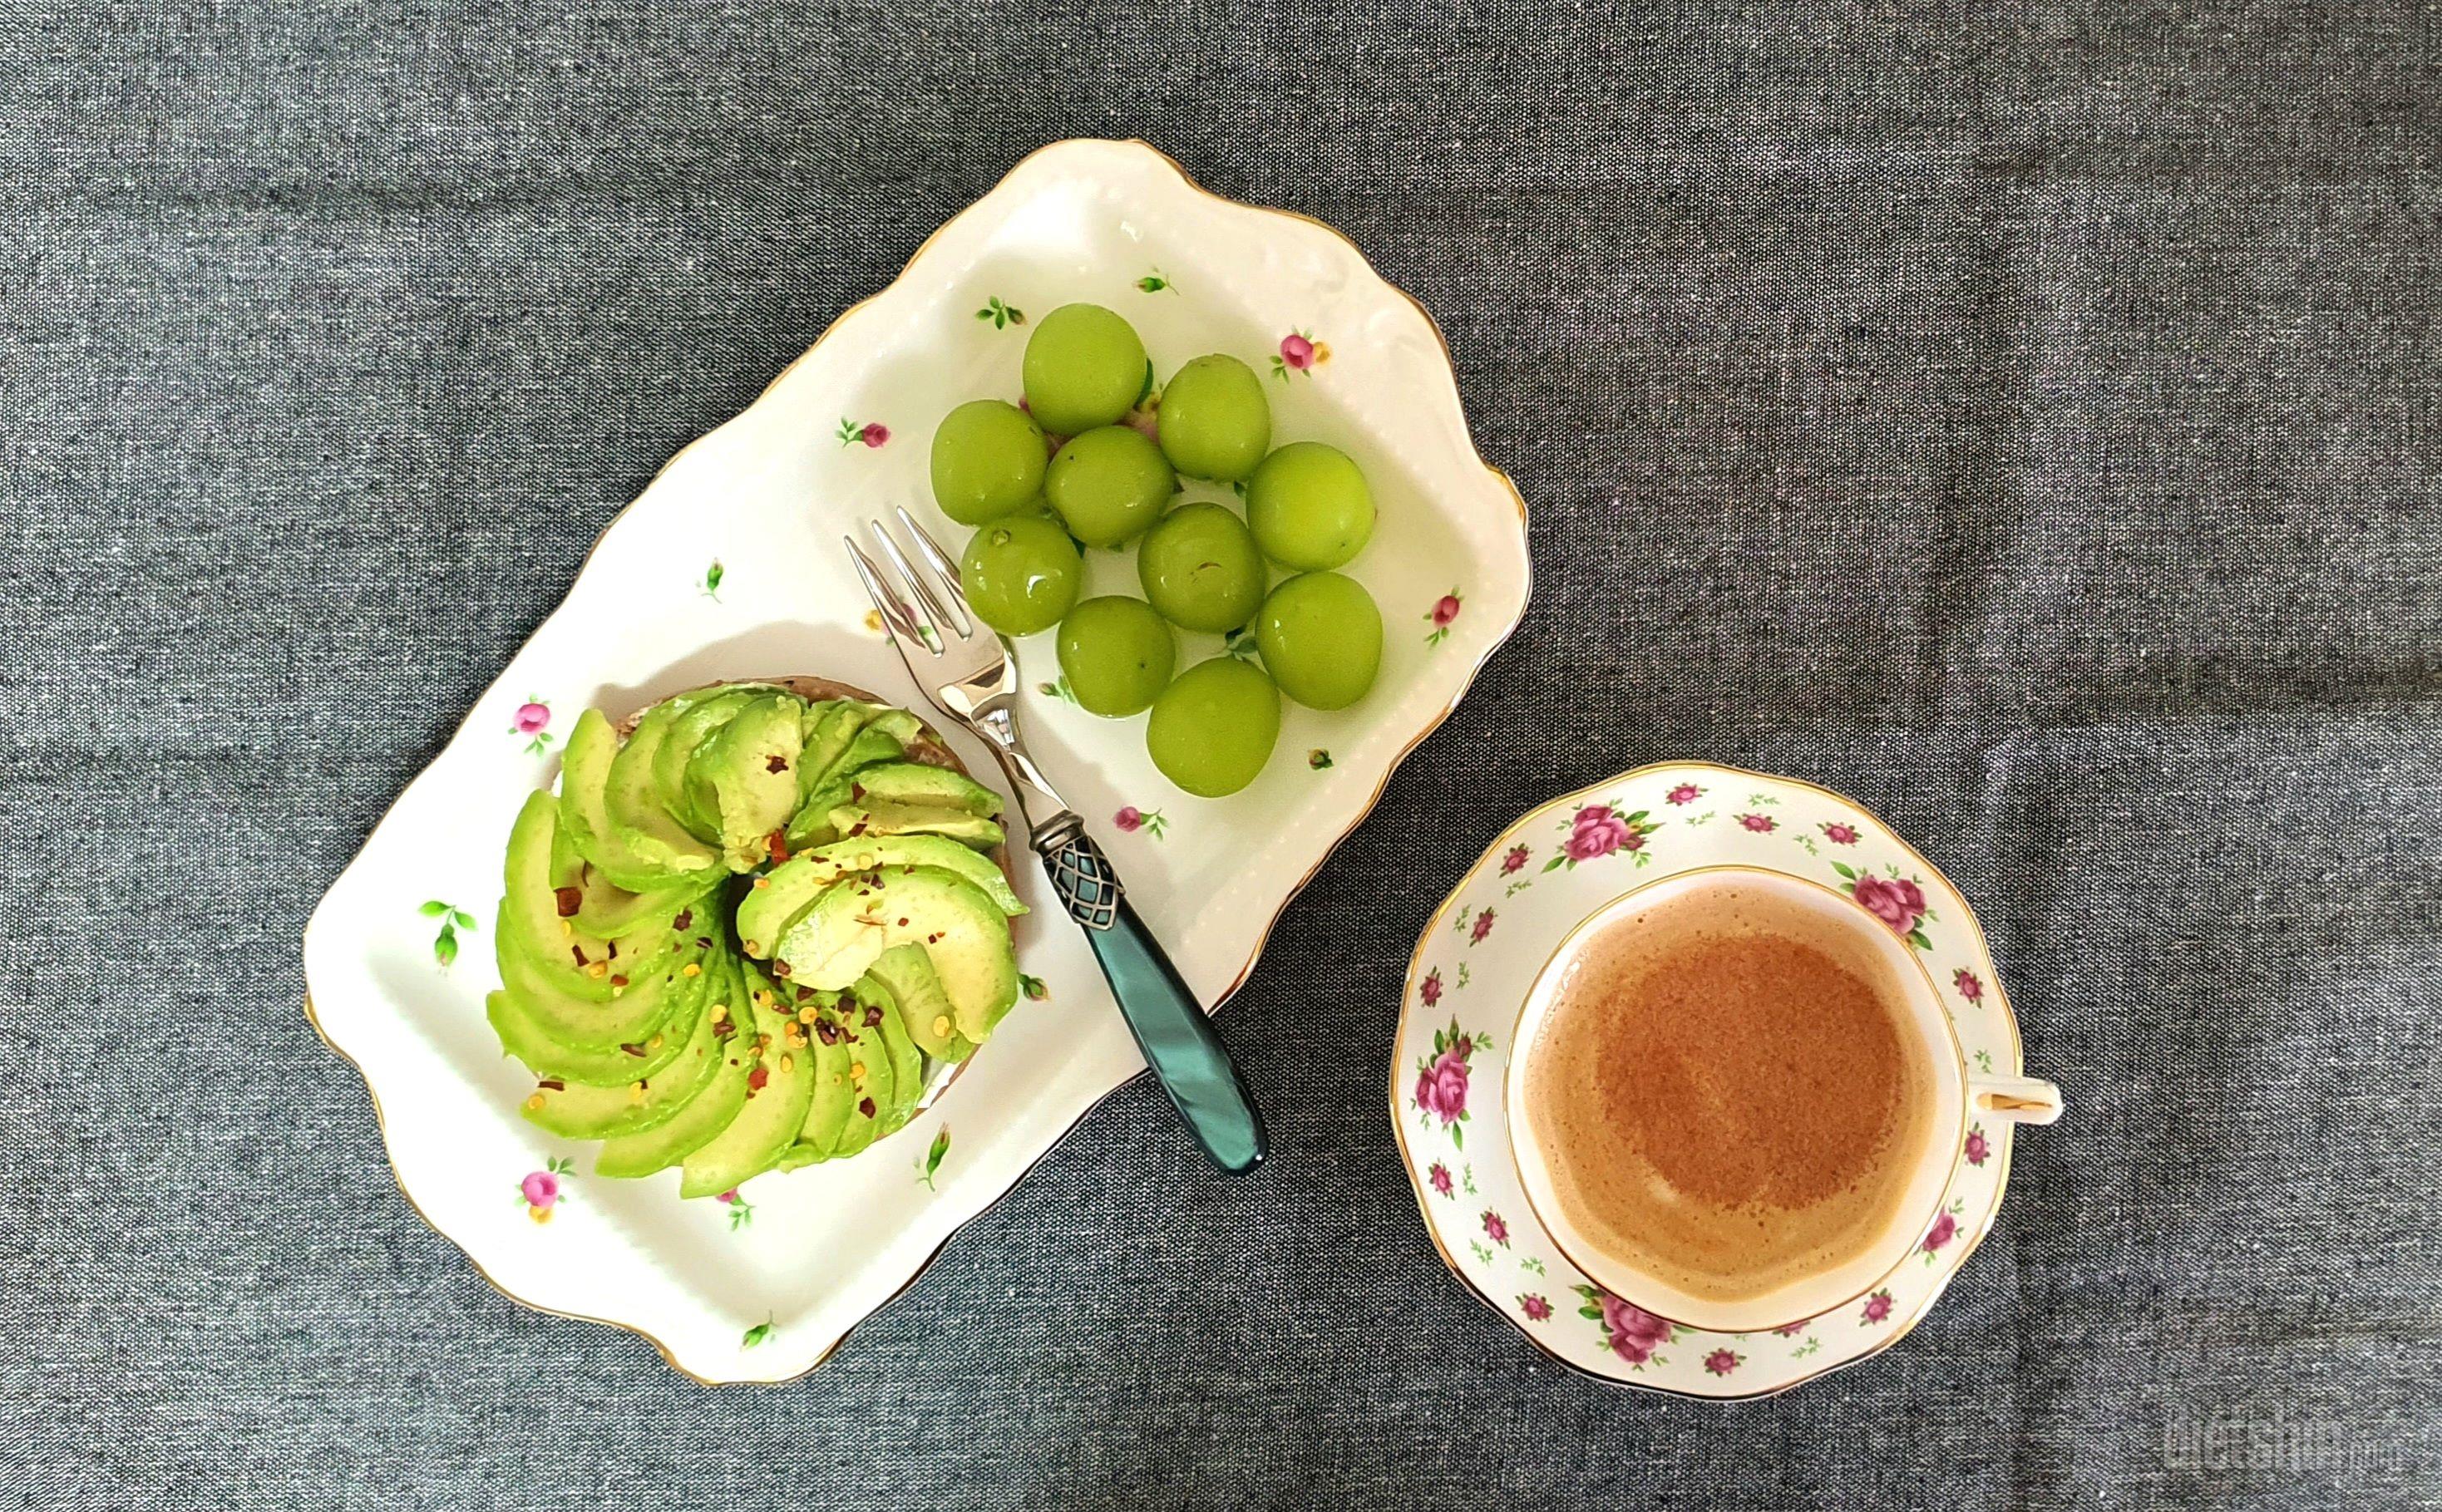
[846,508,975,654]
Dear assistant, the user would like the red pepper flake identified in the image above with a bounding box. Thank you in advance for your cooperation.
[609,975,629,988]
[857,1097,876,1118]
[771,960,791,978]
[570,945,587,967]
[766,828,790,864]
[862,1005,883,1028]
[895,917,908,928]
[673,909,693,931]
[766,754,790,774]
[537,1079,565,1091]
[620,1042,645,1057]
[715,1019,738,1040]
[815,1019,841,1045]
[554,886,581,918]
[749,1065,770,1091]
[696,937,713,948]
[927,933,943,945]
[851,784,865,801]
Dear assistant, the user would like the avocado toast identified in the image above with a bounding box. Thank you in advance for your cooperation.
[488,677,1025,1197]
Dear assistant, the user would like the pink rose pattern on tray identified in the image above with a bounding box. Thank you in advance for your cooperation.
[1403,771,2021,1389]
[510,697,554,755]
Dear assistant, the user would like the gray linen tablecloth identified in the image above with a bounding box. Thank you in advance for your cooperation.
[5,2,2437,1506]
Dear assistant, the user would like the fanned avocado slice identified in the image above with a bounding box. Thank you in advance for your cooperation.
[686,693,806,871]
[486,943,708,1086]
[866,943,977,1062]
[796,701,875,804]
[784,725,909,845]
[604,697,720,876]
[796,835,1023,914]
[778,990,856,1166]
[830,801,1005,850]
[520,954,728,1140]
[773,865,1019,1042]
[654,687,772,840]
[500,792,679,997]
[595,955,755,1178]
[855,975,925,1133]
[573,867,713,940]
[559,709,683,891]
[736,834,1022,963]
[844,762,1003,818]
[494,922,695,1051]
[678,963,816,1198]
[826,988,895,1160]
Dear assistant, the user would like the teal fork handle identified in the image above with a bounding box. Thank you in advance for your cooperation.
[1040,830,1268,1174]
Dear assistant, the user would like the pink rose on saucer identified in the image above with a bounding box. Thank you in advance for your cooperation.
[1738,812,1776,833]
[1852,874,1928,935]
[520,1170,559,1209]
[1279,332,1315,371]
[1953,968,1985,1002]
[1704,1348,1741,1377]
[1113,806,1143,832]
[1598,1293,1674,1365]
[1772,1318,1810,1337]
[1416,1050,1471,1124]
[1566,805,1632,860]
[859,422,890,448]
[1501,844,1531,874]
[1965,1126,1991,1166]
[1861,1289,1895,1324]
[1470,909,1497,943]
[1481,1210,1509,1246]
[1419,968,1443,1007]
[1822,821,1860,845]
[1923,1212,1958,1254]
[1428,1161,1453,1197]
[1519,1293,1553,1322]
[1665,783,1704,805]
[512,702,550,736]
[1430,593,1462,628]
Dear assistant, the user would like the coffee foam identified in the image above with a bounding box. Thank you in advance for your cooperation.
[1517,878,1937,1306]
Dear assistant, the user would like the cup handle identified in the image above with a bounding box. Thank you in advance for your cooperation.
[1969,1075,2063,1126]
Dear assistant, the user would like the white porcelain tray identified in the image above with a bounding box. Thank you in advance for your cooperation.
[303,140,1531,1382]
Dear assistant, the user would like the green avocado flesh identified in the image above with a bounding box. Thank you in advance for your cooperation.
[772,865,1019,1041]
[594,954,755,1178]
[830,802,1007,850]
[657,687,771,840]
[678,963,816,1197]
[486,687,1026,1196]
[606,698,720,876]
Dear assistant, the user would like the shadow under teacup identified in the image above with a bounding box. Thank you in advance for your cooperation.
[1503,866,2061,1336]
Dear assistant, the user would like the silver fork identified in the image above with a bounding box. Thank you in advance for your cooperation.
[846,507,1267,1175]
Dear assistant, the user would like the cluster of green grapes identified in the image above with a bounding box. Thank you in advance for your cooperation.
[930,302,1383,798]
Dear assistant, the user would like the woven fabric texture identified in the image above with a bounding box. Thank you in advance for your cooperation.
[3,1,2438,1507]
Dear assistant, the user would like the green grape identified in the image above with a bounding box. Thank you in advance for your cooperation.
[1256,572,1383,710]
[959,514,1080,636]
[1156,354,1270,481]
[1046,426,1175,547]
[1056,596,1176,717]
[1136,503,1265,633]
[930,399,1048,525]
[1246,441,1375,570]
[1022,303,1147,436]
[1146,657,1281,797]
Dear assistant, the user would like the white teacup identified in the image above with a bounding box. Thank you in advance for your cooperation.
[1504,867,2061,1335]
